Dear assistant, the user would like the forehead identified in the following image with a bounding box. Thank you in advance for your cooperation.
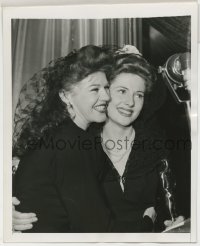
[111,73,145,90]
[78,71,108,88]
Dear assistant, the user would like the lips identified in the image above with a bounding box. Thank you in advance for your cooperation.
[94,104,107,113]
[117,107,133,117]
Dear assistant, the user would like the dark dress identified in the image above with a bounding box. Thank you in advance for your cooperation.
[100,126,168,232]
[13,120,113,232]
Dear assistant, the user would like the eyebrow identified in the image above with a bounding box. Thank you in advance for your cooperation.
[89,84,109,87]
[89,84,101,87]
[115,86,145,93]
[115,86,127,89]
[136,91,145,94]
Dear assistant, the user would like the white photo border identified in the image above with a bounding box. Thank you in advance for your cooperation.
[3,2,198,243]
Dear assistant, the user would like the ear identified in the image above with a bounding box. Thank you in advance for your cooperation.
[59,90,71,105]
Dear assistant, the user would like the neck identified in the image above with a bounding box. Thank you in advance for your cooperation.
[73,116,89,130]
[103,119,134,141]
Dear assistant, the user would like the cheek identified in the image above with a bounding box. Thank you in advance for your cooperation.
[107,97,118,111]
[78,93,96,109]
[72,96,90,115]
[106,103,112,116]
[110,93,121,106]
[107,101,116,118]
[136,99,144,110]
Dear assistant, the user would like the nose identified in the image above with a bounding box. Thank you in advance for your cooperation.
[125,95,135,107]
[100,88,110,102]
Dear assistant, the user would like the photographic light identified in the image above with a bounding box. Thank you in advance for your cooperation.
[158,52,191,104]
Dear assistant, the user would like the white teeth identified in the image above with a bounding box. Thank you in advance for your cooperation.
[119,108,132,113]
[95,105,106,112]
[117,108,133,116]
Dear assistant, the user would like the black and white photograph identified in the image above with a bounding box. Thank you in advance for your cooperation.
[3,2,198,243]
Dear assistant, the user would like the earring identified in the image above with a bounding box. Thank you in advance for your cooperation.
[66,102,76,119]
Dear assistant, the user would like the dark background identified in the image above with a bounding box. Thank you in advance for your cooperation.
[142,16,191,219]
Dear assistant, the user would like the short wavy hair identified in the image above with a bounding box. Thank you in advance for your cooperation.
[13,45,113,157]
[109,53,157,93]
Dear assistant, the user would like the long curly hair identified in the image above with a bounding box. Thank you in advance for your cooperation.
[13,45,113,157]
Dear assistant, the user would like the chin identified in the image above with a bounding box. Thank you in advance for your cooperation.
[124,117,138,126]
[91,114,107,123]
[117,119,132,127]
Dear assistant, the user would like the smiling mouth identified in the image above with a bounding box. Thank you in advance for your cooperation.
[117,107,133,117]
[94,104,107,113]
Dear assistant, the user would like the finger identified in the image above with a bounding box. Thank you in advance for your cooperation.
[13,230,22,233]
[13,211,36,219]
[164,220,172,227]
[12,197,20,206]
[164,220,171,226]
[13,224,33,231]
[173,216,185,225]
[13,217,38,225]
[176,216,185,223]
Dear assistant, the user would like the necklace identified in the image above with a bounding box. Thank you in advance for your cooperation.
[101,128,135,174]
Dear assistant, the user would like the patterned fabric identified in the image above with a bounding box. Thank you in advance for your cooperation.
[12,58,60,154]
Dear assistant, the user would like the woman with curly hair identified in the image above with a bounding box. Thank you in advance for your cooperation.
[12,45,114,232]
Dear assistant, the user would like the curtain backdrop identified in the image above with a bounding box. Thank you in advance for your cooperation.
[12,18,140,114]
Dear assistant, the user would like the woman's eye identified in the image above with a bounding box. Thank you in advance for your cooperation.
[118,89,126,94]
[91,88,99,92]
[135,93,144,99]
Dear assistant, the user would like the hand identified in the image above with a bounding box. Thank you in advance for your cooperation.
[143,207,157,223]
[12,197,38,232]
[164,215,185,228]
[12,157,20,174]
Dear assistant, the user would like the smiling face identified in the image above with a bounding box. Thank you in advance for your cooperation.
[107,73,145,127]
[65,71,110,129]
